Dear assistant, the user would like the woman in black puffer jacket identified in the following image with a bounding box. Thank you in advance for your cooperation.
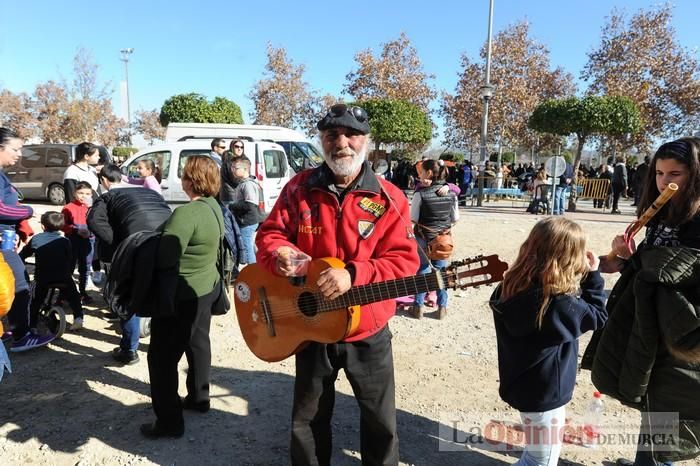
[589,137,700,466]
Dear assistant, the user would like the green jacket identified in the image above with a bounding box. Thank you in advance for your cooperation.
[157,196,223,301]
[582,247,700,462]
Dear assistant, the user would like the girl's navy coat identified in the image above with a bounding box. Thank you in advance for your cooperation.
[489,271,607,412]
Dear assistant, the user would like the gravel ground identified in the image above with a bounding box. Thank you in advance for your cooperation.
[1,199,645,465]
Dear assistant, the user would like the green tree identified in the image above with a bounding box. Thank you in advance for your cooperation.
[358,99,432,152]
[529,95,642,210]
[160,93,243,127]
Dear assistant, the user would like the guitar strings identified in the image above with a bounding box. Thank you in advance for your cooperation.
[252,271,442,320]
[251,268,489,320]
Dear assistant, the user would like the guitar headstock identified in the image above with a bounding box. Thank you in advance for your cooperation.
[445,254,508,289]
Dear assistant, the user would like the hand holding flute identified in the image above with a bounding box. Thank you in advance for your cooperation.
[600,183,679,272]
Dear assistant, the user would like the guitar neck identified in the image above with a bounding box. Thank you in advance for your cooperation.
[328,270,445,310]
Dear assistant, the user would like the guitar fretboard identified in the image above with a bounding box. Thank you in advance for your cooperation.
[317,270,446,312]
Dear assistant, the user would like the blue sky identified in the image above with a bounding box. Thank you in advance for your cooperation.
[1,0,698,145]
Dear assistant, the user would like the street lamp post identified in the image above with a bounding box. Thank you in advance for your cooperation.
[120,48,134,144]
[476,0,495,207]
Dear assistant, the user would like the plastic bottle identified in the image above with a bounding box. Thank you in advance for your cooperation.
[582,391,604,448]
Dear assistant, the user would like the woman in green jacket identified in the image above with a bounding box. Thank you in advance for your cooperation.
[141,156,224,439]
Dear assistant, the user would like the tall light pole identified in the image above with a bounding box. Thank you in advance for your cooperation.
[476,0,495,207]
[120,48,134,144]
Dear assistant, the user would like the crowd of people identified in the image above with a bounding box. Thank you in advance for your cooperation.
[390,154,652,217]
[1,109,699,466]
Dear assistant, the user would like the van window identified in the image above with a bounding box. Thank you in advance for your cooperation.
[297,142,324,165]
[125,151,172,179]
[46,147,70,167]
[280,142,323,172]
[19,147,46,168]
[177,149,216,179]
[263,150,287,178]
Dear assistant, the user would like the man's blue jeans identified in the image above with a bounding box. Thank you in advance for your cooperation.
[414,237,448,307]
[553,186,566,215]
[239,224,257,264]
[120,315,140,352]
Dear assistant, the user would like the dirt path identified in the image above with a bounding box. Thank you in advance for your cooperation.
[1,200,642,465]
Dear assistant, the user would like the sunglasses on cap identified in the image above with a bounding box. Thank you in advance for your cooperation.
[327,104,368,123]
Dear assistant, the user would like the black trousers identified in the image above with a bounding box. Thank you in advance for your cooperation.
[291,326,398,466]
[147,287,215,430]
[612,183,625,211]
[7,289,30,338]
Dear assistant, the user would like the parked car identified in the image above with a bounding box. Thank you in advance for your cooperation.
[4,144,112,205]
[120,140,291,211]
[165,123,324,173]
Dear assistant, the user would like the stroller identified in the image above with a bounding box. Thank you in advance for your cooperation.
[526,184,551,214]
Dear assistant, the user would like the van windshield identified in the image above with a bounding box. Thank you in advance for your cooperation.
[287,142,324,172]
[296,142,324,165]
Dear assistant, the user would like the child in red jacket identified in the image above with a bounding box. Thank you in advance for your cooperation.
[61,181,94,306]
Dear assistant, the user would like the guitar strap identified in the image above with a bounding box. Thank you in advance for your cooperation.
[376,181,437,270]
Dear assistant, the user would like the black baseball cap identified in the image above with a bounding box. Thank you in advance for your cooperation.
[317,104,370,134]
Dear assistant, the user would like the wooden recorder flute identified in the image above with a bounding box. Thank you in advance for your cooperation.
[606,183,679,260]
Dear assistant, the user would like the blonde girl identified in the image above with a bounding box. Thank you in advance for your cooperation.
[490,217,607,466]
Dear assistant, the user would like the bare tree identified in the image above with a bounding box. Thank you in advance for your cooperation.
[344,32,436,112]
[62,47,126,144]
[582,4,700,150]
[134,109,166,145]
[0,89,35,140]
[32,81,70,143]
[442,21,575,153]
[249,44,323,137]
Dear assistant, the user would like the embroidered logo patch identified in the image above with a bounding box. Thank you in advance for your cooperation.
[358,220,376,239]
[358,198,386,218]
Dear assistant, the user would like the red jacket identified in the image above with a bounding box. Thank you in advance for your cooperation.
[256,163,419,342]
[61,200,89,236]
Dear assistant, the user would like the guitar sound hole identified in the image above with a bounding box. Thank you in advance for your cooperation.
[298,292,319,318]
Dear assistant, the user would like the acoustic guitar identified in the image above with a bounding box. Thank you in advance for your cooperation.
[233,254,508,362]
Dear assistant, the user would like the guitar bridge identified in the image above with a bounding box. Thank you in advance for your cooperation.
[258,287,276,337]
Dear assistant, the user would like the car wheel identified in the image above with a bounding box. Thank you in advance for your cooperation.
[48,183,66,205]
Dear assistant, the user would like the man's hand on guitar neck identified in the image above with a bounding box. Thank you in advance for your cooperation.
[317,267,352,300]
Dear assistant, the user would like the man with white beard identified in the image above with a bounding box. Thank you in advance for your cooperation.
[255,104,419,465]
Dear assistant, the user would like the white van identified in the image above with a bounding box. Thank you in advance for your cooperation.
[120,140,290,212]
[165,123,324,173]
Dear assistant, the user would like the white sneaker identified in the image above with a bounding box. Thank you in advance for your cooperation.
[70,318,84,331]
